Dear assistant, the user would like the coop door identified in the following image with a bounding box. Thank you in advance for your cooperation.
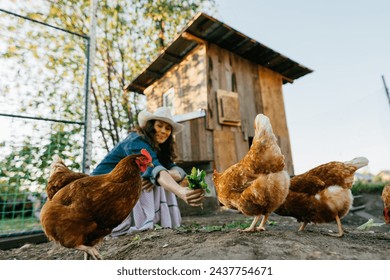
[217,89,241,126]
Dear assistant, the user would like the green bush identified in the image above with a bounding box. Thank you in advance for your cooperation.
[351,181,386,195]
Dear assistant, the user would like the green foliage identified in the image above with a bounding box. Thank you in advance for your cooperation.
[0,125,82,194]
[0,217,41,234]
[0,0,216,197]
[186,167,210,193]
[40,0,215,152]
[351,181,386,195]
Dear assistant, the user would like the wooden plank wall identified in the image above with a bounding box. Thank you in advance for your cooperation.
[207,44,261,172]
[144,45,208,114]
[206,44,259,136]
[258,66,294,175]
[174,116,213,163]
[143,45,213,163]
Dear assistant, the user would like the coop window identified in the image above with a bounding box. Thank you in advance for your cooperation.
[216,89,241,126]
[163,87,175,115]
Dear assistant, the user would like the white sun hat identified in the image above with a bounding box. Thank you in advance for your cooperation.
[138,107,184,134]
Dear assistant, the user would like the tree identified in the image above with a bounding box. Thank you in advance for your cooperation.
[22,0,215,152]
[0,125,82,195]
[0,0,216,193]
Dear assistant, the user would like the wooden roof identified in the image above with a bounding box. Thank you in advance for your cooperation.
[125,13,313,94]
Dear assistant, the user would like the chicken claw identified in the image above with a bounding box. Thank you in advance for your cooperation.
[77,245,103,260]
[255,214,269,231]
[238,216,261,232]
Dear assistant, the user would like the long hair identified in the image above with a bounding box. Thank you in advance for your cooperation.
[137,120,177,166]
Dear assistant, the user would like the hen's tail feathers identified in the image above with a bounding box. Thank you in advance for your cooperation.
[343,157,369,170]
[253,114,274,140]
[49,155,66,177]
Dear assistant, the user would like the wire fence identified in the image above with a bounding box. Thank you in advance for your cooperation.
[0,7,90,237]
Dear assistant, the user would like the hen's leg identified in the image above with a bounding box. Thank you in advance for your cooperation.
[255,214,269,231]
[239,216,260,232]
[76,245,103,260]
[329,215,344,237]
[298,222,307,231]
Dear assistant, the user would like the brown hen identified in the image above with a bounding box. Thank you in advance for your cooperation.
[213,114,290,231]
[275,157,369,237]
[40,149,153,259]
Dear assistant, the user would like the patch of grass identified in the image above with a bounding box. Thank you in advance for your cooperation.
[176,218,277,233]
[0,217,42,236]
[132,234,141,242]
[351,181,386,195]
[175,222,202,233]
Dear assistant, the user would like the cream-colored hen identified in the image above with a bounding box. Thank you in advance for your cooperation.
[213,114,290,231]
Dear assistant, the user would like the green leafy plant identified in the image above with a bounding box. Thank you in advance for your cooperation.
[186,167,210,194]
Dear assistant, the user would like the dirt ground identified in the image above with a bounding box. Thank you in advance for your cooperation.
[0,194,389,260]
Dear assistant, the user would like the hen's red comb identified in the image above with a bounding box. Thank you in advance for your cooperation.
[141,149,152,161]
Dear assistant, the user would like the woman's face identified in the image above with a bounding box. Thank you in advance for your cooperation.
[153,120,172,144]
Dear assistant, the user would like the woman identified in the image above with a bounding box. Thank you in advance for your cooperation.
[92,107,205,236]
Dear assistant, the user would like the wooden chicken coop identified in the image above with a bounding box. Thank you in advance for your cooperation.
[126,13,312,202]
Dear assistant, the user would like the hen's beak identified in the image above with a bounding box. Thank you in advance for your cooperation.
[148,162,154,168]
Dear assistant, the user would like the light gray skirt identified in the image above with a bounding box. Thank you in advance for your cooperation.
[110,186,181,237]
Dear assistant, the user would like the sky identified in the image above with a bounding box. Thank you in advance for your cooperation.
[213,0,390,175]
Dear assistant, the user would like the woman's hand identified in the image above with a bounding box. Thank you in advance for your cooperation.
[177,187,205,207]
[157,170,205,207]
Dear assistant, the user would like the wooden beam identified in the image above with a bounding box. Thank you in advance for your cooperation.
[146,69,162,79]
[124,83,145,93]
[181,32,206,45]
[281,75,294,84]
[162,52,182,64]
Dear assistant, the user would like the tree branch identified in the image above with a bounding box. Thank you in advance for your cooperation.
[91,85,110,152]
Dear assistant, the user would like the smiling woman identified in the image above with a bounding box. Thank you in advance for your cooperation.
[91,107,206,236]
[153,120,172,144]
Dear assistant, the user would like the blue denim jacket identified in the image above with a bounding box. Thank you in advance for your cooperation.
[91,132,186,185]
